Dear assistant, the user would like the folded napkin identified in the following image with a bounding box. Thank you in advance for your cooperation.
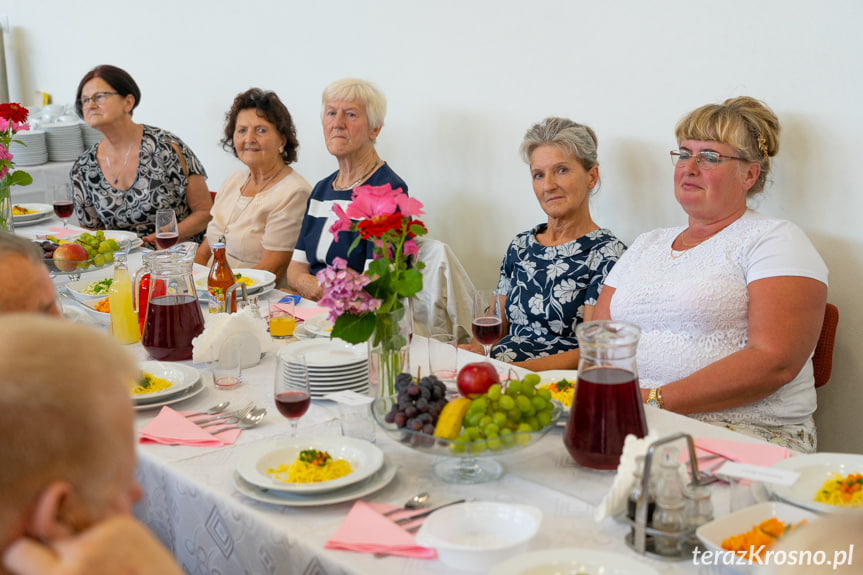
[693,437,791,467]
[191,307,274,364]
[291,306,330,322]
[47,227,79,238]
[139,406,241,446]
[325,501,437,559]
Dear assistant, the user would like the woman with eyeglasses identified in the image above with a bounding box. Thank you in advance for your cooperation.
[70,65,211,244]
[194,88,311,287]
[594,97,828,452]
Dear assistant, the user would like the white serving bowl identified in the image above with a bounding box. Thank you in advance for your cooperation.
[696,501,817,558]
[78,297,111,324]
[414,502,542,572]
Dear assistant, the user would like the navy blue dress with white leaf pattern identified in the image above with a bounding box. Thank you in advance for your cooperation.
[493,225,626,362]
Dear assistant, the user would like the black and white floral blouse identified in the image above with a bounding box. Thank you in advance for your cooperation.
[70,125,207,241]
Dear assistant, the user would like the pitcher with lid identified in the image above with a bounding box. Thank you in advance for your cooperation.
[133,242,204,361]
[564,320,647,470]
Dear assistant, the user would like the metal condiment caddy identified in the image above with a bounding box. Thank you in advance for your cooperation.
[617,432,712,561]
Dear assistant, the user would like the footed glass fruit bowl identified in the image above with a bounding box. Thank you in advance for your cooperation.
[41,238,132,281]
[371,395,562,484]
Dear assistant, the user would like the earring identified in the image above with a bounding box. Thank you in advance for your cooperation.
[279,146,284,154]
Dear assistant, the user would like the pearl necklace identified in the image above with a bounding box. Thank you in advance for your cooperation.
[332,159,382,191]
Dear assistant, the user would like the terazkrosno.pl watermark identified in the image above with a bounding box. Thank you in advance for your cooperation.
[692,545,855,570]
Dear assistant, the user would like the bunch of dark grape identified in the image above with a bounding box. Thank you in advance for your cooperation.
[384,373,448,437]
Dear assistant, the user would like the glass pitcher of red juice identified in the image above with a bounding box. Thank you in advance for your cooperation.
[564,320,647,470]
[133,243,204,361]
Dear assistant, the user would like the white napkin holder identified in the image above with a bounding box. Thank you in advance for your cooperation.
[191,307,274,366]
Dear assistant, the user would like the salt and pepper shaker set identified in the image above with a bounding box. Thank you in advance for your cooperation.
[626,447,714,557]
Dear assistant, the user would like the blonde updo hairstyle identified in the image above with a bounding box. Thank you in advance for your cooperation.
[321,78,387,134]
[675,96,780,197]
[520,117,601,192]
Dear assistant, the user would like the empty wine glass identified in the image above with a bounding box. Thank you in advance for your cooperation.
[52,184,74,228]
[154,209,179,249]
[472,289,503,357]
[274,349,311,437]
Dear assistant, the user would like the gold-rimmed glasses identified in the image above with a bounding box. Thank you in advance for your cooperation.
[670,150,749,170]
[80,91,119,107]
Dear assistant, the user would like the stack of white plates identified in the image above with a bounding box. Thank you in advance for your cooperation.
[279,339,369,398]
[9,130,48,166]
[81,124,103,147]
[44,122,85,161]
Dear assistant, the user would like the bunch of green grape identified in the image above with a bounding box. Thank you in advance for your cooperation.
[75,231,121,267]
[450,373,555,454]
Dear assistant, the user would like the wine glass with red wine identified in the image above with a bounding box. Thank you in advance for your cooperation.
[472,289,503,357]
[52,184,74,228]
[154,209,179,249]
[274,349,311,437]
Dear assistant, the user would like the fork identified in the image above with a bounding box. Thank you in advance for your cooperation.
[193,402,254,426]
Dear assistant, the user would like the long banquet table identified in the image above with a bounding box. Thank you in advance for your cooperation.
[39,228,763,575]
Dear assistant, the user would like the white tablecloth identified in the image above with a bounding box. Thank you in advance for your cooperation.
[53,263,759,575]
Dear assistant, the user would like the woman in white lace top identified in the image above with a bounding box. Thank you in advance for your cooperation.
[594,97,828,452]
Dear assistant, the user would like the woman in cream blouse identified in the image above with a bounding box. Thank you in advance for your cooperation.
[195,89,311,287]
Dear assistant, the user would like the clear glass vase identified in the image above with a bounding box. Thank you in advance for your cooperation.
[0,179,13,233]
[367,302,412,397]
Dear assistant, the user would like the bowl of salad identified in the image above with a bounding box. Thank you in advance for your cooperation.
[64,275,114,302]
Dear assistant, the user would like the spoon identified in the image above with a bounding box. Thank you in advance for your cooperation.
[212,408,267,434]
[185,401,230,418]
[382,492,430,517]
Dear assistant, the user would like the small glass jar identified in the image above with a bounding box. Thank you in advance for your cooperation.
[683,483,714,549]
[652,447,685,556]
[627,455,656,525]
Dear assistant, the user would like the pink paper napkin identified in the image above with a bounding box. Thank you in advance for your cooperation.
[139,406,241,446]
[693,437,791,467]
[289,306,330,322]
[47,227,78,238]
[325,501,437,559]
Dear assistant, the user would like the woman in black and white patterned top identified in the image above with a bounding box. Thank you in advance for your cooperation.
[70,65,211,244]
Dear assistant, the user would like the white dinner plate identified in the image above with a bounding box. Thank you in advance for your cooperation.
[134,361,201,403]
[279,339,367,368]
[766,452,863,513]
[304,313,334,337]
[696,501,817,558]
[490,547,660,575]
[232,456,397,507]
[132,380,205,411]
[12,203,52,222]
[68,229,143,251]
[194,268,276,292]
[536,370,577,426]
[236,436,384,494]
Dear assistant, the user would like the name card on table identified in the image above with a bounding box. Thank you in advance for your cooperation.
[322,390,374,406]
[715,461,800,486]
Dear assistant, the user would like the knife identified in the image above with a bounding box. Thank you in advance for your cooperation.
[393,499,466,525]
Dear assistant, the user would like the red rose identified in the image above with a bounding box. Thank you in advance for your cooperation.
[0,103,28,124]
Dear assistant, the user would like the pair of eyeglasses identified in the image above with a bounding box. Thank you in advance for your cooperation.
[80,91,119,106]
[670,150,749,169]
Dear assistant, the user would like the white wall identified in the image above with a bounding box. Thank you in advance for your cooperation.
[6,0,862,452]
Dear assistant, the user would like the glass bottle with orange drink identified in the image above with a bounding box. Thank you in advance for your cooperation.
[108,253,140,344]
[208,239,236,314]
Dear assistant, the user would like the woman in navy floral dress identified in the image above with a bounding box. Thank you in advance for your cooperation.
[476,117,626,371]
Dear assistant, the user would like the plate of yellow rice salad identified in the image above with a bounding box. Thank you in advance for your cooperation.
[133,361,200,403]
[536,370,577,426]
[237,436,384,494]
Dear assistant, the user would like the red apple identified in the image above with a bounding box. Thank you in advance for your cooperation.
[457,362,500,398]
[52,243,88,272]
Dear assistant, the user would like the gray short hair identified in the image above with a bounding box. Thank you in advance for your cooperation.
[0,231,43,264]
[520,117,600,173]
[321,78,387,132]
